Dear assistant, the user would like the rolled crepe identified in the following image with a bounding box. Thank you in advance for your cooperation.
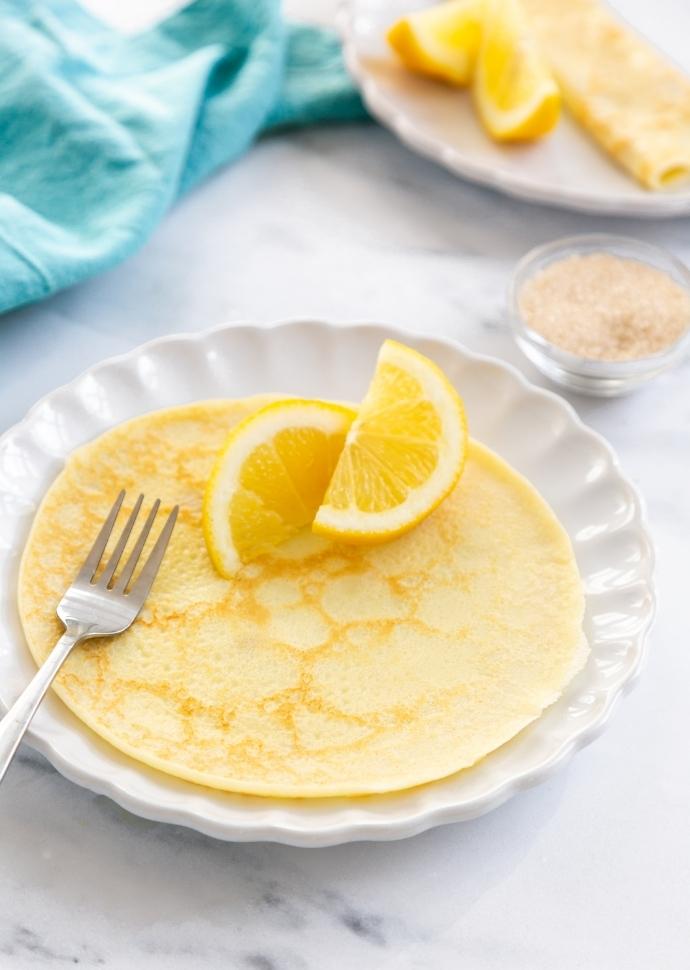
[522,0,690,190]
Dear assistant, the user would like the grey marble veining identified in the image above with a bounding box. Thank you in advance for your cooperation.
[1,1,690,967]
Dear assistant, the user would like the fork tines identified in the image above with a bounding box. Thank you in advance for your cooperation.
[77,491,178,603]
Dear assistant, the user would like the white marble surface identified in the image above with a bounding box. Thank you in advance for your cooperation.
[1,1,689,967]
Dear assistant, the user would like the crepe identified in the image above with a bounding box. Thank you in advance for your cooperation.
[18,399,587,797]
[522,0,690,189]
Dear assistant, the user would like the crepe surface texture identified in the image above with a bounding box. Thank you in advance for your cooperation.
[18,399,587,797]
[522,0,690,189]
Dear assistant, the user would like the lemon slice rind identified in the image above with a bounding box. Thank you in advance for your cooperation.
[203,399,355,576]
[387,0,483,86]
[474,0,560,142]
[313,340,467,542]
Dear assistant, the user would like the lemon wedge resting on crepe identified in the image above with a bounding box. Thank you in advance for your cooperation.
[313,339,467,543]
[203,399,355,576]
[204,341,468,570]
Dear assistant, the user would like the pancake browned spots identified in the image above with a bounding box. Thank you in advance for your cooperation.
[18,398,586,796]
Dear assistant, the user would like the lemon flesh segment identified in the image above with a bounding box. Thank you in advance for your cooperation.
[313,340,467,542]
[387,0,484,86]
[474,0,560,141]
[203,399,355,575]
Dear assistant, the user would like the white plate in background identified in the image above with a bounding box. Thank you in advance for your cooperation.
[0,321,655,845]
[339,0,690,217]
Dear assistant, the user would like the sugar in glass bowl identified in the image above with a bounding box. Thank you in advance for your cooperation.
[508,234,690,396]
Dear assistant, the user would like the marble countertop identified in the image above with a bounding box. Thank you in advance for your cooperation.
[1,1,689,968]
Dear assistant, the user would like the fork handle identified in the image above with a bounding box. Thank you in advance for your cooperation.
[0,630,81,785]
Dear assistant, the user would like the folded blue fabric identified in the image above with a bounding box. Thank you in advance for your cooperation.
[0,0,367,313]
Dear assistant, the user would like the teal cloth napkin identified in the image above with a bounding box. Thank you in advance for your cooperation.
[0,0,367,314]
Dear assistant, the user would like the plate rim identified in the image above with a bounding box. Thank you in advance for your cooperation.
[338,0,690,218]
[0,319,657,846]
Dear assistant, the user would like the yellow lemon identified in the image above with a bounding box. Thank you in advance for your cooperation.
[387,0,483,86]
[313,340,467,543]
[474,0,560,141]
[203,399,355,575]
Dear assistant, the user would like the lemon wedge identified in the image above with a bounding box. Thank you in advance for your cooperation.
[387,0,483,86]
[203,399,355,575]
[313,340,467,543]
[474,0,560,141]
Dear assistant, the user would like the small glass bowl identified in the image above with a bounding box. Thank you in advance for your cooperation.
[508,233,690,397]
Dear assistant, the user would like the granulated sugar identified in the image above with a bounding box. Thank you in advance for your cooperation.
[518,252,690,361]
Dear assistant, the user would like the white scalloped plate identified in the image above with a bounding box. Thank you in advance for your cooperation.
[339,0,690,217]
[0,322,655,846]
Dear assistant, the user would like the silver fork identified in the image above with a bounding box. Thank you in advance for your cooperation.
[0,491,178,785]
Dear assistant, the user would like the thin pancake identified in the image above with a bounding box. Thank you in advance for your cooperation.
[18,399,587,797]
[523,0,690,189]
